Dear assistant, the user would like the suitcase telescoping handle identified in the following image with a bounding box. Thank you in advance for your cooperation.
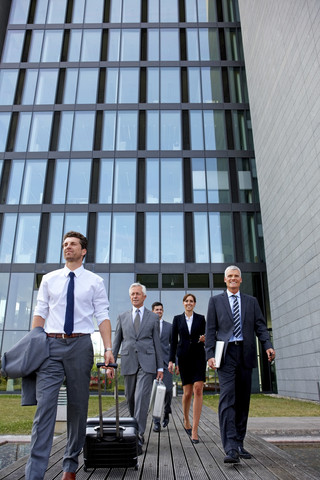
[96,362,119,438]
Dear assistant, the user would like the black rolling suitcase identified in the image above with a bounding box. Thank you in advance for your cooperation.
[83,362,139,471]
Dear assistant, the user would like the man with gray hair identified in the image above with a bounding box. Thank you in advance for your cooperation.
[206,266,275,464]
[110,283,163,454]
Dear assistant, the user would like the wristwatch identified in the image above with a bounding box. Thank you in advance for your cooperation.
[105,347,112,352]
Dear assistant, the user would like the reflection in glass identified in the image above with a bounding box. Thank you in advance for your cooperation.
[114,159,136,203]
[147,68,159,103]
[6,160,24,204]
[161,68,180,103]
[9,0,29,24]
[77,68,99,103]
[119,68,139,103]
[71,111,95,151]
[46,0,68,23]
[68,30,82,61]
[108,30,121,61]
[191,158,206,203]
[72,0,85,22]
[95,213,111,263]
[81,30,101,61]
[66,159,91,204]
[21,159,47,204]
[0,214,17,263]
[102,111,116,151]
[199,28,219,61]
[64,213,87,237]
[1,30,25,62]
[188,68,201,103]
[28,112,53,152]
[209,212,234,262]
[36,69,59,104]
[194,213,209,263]
[145,213,159,263]
[13,214,40,263]
[46,213,64,262]
[121,30,140,61]
[84,0,104,23]
[201,68,223,103]
[190,111,204,150]
[148,29,159,61]
[105,69,119,103]
[0,113,11,152]
[146,111,159,150]
[0,273,9,328]
[207,158,230,203]
[63,69,78,104]
[241,213,258,262]
[109,0,122,22]
[161,159,182,203]
[14,112,32,152]
[5,273,34,330]
[42,30,63,62]
[111,213,135,263]
[237,158,259,203]
[99,159,114,203]
[203,110,226,150]
[187,29,199,61]
[116,111,138,151]
[225,28,243,61]
[21,70,38,104]
[160,29,179,60]
[58,112,73,151]
[161,213,184,263]
[52,159,68,204]
[0,70,19,105]
[160,111,181,150]
[146,158,159,203]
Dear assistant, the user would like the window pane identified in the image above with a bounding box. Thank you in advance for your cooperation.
[160,0,178,22]
[114,159,136,203]
[34,0,48,23]
[64,213,88,237]
[187,29,199,61]
[81,30,101,61]
[198,0,217,21]
[5,273,34,330]
[41,30,63,62]
[9,0,30,24]
[188,68,201,103]
[148,29,159,61]
[116,111,138,151]
[28,112,53,152]
[111,213,135,263]
[147,68,159,103]
[109,1,122,22]
[66,159,91,204]
[6,160,24,204]
[21,159,47,204]
[102,111,116,150]
[99,159,114,203]
[68,30,82,61]
[161,213,184,263]
[161,159,182,203]
[123,0,141,22]
[145,213,159,263]
[28,30,44,62]
[95,213,111,263]
[160,29,179,60]
[1,30,25,62]
[0,70,19,105]
[108,30,121,61]
[72,0,85,23]
[0,273,10,329]
[109,273,135,327]
[237,158,259,204]
[148,0,159,22]
[0,214,17,263]
[52,159,68,203]
[21,69,38,104]
[199,28,219,61]
[146,111,159,150]
[58,111,73,151]
[13,213,40,263]
[46,213,64,262]
[191,158,206,203]
[84,0,104,22]
[207,158,230,203]
[241,213,258,262]
[190,111,204,150]
[14,112,32,152]
[35,69,59,104]
[63,68,78,104]
[161,68,180,103]
[160,111,181,150]
[209,212,234,262]
[201,67,223,103]
[194,213,209,263]
[119,68,139,103]
[185,0,197,21]
[146,158,159,203]
[47,0,67,23]
[105,68,119,103]
[77,68,99,103]
[71,111,95,151]
[121,30,140,61]
[0,113,11,152]
[225,28,242,61]
[203,110,226,150]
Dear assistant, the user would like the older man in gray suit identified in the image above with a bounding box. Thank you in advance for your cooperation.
[110,283,163,454]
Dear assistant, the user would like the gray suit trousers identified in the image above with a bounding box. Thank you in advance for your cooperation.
[25,335,93,480]
[124,366,154,436]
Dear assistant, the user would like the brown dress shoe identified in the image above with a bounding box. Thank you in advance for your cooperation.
[62,472,76,480]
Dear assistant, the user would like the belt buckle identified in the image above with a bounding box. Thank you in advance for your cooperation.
[62,333,66,339]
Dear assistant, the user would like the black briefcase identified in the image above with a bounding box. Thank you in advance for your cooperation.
[83,362,139,471]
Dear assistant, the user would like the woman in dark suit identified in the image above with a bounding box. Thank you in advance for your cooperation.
[168,294,206,443]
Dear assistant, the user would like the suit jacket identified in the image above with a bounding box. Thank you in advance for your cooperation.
[160,320,172,366]
[205,291,273,369]
[1,327,49,405]
[169,312,206,371]
[113,307,163,375]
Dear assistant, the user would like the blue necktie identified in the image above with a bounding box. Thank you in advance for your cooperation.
[64,272,75,336]
[232,295,241,338]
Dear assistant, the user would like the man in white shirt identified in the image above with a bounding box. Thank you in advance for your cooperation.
[25,231,114,480]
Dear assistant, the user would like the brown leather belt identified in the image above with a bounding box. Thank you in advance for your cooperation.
[46,333,89,339]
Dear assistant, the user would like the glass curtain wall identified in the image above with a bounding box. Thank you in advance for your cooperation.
[0,0,273,392]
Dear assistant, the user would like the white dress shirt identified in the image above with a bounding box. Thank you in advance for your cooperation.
[185,314,193,333]
[34,265,110,334]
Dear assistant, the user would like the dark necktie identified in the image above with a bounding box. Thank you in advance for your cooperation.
[232,295,241,338]
[64,272,75,336]
[134,309,140,335]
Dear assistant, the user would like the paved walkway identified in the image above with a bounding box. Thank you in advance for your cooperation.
[0,398,319,480]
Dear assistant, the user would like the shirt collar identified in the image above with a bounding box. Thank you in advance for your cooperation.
[227,290,240,299]
[64,264,84,278]
[132,305,145,315]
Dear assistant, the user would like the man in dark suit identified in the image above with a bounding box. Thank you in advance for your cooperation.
[151,302,173,432]
[206,266,275,464]
[111,283,163,454]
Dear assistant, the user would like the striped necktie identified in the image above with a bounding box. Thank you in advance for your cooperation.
[232,295,241,338]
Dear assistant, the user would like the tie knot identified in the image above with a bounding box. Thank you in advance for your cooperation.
[136,309,140,314]
[69,272,75,278]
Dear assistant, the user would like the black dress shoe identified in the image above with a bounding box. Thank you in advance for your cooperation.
[138,444,143,456]
[153,422,161,432]
[162,414,169,428]
[191,438,199,444]
[184,427,192,436]
[238,446,252,459]
[224,449,240,464]
[138,434,144,445]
